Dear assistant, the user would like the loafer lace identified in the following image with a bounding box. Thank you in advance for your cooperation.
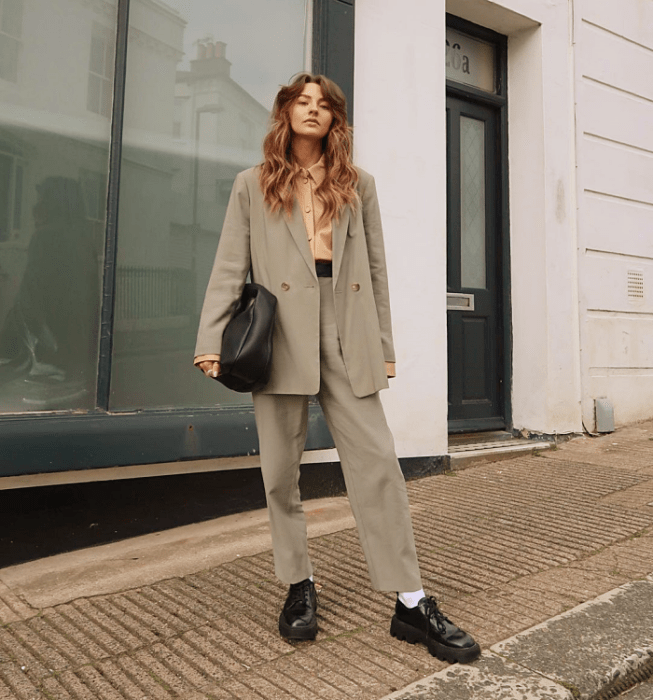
[423,596,449,635]
[286,579,315,610]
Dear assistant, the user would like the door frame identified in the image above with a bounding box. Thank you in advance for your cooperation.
[446,13,512,433]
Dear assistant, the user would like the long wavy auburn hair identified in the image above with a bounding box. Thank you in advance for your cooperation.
[259,73,359,223]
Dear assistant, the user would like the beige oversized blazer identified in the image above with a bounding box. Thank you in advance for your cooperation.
[195,165,395,398]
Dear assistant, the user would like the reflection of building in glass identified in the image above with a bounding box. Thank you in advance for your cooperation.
[171,39,269,308]
[0,0,118,411]
[111,27,272,409]
[115,30,270,290]
[0,0,279,410]
[176,39,269,155]
[0,0,272,411]
[0,177,99,408]
[0,0,24,84]
[88,22,115,117]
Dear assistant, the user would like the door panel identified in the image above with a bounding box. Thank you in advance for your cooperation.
[462,316,487,401]
[447,96,504,432]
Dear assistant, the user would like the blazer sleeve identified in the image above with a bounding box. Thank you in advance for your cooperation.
[194,171,252,358]
[359,172,396,365]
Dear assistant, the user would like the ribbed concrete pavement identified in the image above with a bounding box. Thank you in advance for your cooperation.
[1,421,653,699]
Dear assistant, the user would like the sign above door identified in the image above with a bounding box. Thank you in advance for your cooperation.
[446,28,496,94]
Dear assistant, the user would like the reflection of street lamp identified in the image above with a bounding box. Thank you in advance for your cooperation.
[191,103,222,279]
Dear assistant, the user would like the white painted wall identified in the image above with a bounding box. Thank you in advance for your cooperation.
[339,0,589,458]
[507,2,583,435]
[574,0,653,429]
[353,0,449,459]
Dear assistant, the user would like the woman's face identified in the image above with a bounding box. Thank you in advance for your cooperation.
[289,82,333,141]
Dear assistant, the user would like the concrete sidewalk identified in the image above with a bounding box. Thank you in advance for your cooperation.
[1,421,653,699]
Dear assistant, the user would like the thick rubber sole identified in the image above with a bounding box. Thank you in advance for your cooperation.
[390,615,481,664]
[279,614,318,641]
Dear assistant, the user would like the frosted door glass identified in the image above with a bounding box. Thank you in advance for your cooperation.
[460,116,486,290]
[109,0,309,410]
[0,0,114,413]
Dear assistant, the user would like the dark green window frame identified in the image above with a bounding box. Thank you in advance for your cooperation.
[0,0,355,477]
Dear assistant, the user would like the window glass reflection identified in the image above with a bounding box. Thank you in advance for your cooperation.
[109,0,308,410]
[0,0,114,413]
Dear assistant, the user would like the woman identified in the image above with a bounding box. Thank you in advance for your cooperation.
[195,73,479,663]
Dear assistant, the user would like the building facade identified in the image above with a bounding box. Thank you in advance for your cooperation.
[0,0,652,481]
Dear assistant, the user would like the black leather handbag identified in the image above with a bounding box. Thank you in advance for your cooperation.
[214,283,277,393]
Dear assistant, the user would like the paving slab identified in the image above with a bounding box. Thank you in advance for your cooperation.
[1,421,653,699]
[380,652,574,700]
[0,495,356,611]
[380,578,653,700]
[493,578,653,700]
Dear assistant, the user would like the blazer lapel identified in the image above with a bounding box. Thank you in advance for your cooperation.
[285,200,318,279]
[331,206,351,286]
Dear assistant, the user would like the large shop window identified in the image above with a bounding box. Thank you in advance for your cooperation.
[110,0,311,411]
[0,0,351,474]
[0,0,116,413]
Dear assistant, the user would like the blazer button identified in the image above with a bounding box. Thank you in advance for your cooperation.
[351,283,360,292]
[281,282,290,291]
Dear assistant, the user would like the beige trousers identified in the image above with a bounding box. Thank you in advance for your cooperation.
[253,277,422,592]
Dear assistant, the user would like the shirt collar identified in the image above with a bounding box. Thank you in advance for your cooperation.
[304,154,326,187]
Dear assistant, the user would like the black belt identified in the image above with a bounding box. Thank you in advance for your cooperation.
[315,261,332,278]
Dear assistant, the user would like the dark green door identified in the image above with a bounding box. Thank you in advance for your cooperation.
[447,96,504,432]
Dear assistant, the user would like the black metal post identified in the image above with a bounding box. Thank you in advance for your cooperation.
[96,0,131,410]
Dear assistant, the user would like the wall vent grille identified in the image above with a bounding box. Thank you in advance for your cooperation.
[627,270,644,300]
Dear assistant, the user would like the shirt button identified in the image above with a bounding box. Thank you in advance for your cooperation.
[305,206,311,213]
[303,178,309,184]
[351,283,360,292]
[281,282,290,291]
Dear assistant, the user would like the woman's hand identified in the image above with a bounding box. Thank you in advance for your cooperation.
[198,360,221,378]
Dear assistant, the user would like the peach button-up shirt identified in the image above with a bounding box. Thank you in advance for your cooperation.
[195,159,395,378]
[297,155,332,262]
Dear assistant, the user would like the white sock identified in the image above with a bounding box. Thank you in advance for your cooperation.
[397,589,426,608]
